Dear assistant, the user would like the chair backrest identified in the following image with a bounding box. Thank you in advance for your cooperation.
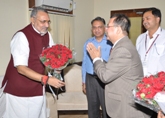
[63,64,82,92]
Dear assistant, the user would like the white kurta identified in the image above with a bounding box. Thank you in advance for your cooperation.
[3,27,54,118]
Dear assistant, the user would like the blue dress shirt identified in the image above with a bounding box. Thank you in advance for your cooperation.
[82,35,112,83]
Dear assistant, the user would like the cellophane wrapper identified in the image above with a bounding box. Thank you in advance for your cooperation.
[40,44,76,99]
[133,71,165,114]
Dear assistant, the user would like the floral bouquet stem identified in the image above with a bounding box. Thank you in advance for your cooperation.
[47,69,64,99]
[53,70,64,96]
[53,70,63,81]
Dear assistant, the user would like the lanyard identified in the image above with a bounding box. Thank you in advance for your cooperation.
[144,34,159,60]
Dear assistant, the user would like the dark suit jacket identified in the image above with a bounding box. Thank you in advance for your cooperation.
[94,36,150,118]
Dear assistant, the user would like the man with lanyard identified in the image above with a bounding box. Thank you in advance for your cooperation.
[1,7,65,118]
[136,7,165,77]
[136,7,165,117]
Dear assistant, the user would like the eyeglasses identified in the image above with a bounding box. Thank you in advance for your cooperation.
[92,26,104,30]
[34,17,51,24]
[106,25,117,29]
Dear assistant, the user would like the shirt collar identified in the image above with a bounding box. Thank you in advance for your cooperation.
[93,34,107,42]
[112,36,125,49]
[146,27,162,37]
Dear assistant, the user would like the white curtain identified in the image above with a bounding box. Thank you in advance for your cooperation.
[49,14,74,50]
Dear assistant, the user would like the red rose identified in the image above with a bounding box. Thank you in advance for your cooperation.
[158,71,165,77]
[40,44,73,69]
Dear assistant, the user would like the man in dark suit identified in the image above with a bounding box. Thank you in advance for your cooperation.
[86,14,151,118]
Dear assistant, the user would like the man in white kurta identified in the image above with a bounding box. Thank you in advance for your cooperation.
[2,7,65,118]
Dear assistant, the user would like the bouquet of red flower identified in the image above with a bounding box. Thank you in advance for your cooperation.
[40,44,73,71]
[40,44,75,98]
[133,71,165,113]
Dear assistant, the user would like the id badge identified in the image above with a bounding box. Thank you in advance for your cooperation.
[142,60,148,76]
[143,60,148,67]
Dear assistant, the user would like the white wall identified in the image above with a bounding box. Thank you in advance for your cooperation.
[0,0,29,75]
[73,0,94,62]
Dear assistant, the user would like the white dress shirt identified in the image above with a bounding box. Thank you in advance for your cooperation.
[136,27,165,76]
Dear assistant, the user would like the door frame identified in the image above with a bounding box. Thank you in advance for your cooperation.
[111,8,149,33]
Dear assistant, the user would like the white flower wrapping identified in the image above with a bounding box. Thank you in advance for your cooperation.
[154,91,165,114]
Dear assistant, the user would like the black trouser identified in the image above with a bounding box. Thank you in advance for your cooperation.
[151,112,157,118]
[86,73,109,118]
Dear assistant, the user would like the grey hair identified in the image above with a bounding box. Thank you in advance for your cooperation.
[30,6,48,18]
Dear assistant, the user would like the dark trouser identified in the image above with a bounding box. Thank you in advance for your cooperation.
[86,73,109,118]
[151,112,157,118]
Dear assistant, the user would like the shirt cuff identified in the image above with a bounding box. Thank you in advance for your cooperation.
[93,57,103,63]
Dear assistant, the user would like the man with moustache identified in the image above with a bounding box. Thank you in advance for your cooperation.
[1,7,65,118]
[82,16,111,118]
[136,7,165,118]
[136,7,165,78]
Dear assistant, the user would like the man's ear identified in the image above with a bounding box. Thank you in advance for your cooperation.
[31,17,35,25]
[116,26,122,34]
[156,17,160,24]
